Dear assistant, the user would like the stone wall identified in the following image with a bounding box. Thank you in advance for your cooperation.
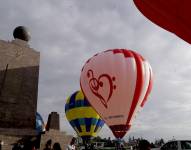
[0,134,23,150]
[40,129,73,150]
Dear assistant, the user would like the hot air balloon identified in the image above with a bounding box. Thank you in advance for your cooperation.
[36,112,45,134]
[133,0,191,44]
[80,49,153,139]
[65,91,104,142]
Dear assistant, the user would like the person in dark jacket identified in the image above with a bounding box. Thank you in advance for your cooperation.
[53,143,62,150]
[138,140,151,150]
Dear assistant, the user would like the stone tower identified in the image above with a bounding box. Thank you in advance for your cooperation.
[0,26,39,134]
[46,112,60,131]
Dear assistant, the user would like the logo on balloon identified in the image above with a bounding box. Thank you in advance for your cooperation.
[87,69,116,108]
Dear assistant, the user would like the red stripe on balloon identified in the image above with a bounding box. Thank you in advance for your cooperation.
[113,49,134,58]
[126,51,144,125]
[141,67,153,107]
[137,53,145,61]
[109,124,131,139]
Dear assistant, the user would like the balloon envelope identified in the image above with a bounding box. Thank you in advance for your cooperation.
[134,0,191,44]
[65,91,104,140]
[80,49,153,138]
[36,112,45,133]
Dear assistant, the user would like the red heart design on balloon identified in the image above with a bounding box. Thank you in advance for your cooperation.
[87,69,116,108]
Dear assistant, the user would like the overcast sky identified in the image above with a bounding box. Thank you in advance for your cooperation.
[1,0,191,142]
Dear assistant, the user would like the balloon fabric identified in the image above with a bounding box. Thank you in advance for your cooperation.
[134,0,191,44]
[36,112,45,133]
[80,49,153,139]
[65,91,104,141]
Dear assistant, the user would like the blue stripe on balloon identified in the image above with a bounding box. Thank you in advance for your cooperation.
[73,118,103,126]
[65,100,91,112]
[69,91,77,108]
[92,118,98,125]
[85,118,92,132]
[99,120,105,127]
[69,120,75,128]
[94,119,104,132]
[75,100,82,107]
[84,99,91,106]
[78,118,85,125]
[70,119,82,132]
[65,104,69,112]
[65,91,77,112]
[76,118,103,126]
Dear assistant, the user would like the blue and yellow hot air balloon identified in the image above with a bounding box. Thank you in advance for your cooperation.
[65,91,104,141]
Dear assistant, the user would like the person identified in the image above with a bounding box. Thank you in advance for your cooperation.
[115,142,121,150]
[90,143,95,150]
[66,138,76,150]
[53,143,62,150]
[12,142,22,150]
[138,139,151,150]
[31,145,36,150]
[115,140,125,150]
[43,139,52,150]
[120,144,125,150]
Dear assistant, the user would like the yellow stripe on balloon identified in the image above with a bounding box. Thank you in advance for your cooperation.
[78,125,98,137]
[66,96,70,104]
[90,125,95,133]
[79,132,97,137]
[75,91,85,101]
[81,125,97,133]
[66,107,100,121]
[81,125,86,133]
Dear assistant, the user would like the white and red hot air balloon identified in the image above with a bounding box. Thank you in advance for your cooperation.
[80,49,153,139]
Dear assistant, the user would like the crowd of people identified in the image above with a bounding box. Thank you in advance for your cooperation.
[43,138,76,150]
[43,139,64,150]
[9,137,155,150]
[9,137,76,150]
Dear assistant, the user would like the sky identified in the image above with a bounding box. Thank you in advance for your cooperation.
[0,0,191,142]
